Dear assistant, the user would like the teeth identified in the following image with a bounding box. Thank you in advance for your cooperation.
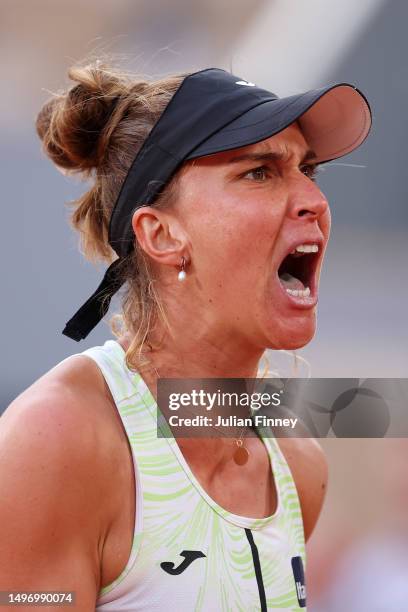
[286,287,311,298]
[291,243,319,254]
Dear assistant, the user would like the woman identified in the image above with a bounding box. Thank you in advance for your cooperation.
[0,63,371,610]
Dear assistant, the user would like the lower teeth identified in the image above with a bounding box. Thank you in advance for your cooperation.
[286,287,310,298]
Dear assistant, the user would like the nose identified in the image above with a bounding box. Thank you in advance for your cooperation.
[287,178,329,220]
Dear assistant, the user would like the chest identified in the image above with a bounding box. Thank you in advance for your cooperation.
[97,434,305,611]
[100,435,280,589]
[187,435,279,518]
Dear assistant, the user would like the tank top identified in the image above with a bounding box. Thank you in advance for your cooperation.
[74,339,306,611]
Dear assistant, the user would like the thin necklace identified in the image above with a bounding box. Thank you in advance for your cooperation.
[145,358,251,467]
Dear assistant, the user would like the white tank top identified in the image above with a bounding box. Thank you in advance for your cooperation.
[75,339,306,611]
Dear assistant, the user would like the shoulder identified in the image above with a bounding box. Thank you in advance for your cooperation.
[0,353,131,599]
[277,437,328,541]
[5,349,126,437]
[1,352,127,544]
[3,352,124,460]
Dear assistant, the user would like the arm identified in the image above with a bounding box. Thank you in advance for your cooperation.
[277,437,328,541]
[0,383,108,610]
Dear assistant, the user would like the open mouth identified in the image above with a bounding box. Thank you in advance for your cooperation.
[277,244,320,299]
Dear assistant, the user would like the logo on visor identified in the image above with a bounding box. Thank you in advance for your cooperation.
[235,80,256,87]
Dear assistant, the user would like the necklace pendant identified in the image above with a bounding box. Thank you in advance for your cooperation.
[233,445,250,466]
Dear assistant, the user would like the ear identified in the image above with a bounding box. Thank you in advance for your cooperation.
[131,206,188,266]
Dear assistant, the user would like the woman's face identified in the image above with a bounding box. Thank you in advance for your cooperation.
[174,122,331,351]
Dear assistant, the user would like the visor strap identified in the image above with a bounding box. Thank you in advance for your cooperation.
[62,257,125,341]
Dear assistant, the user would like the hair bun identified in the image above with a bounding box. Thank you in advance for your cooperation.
[36,63,128,174]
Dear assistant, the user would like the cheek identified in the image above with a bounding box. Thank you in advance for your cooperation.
[199,214,281,276]
[326,207,332,234]
[178,169,287,280]
[189,195,285,267]
[320,208,331,245]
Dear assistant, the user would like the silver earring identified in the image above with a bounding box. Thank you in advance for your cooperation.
[178,256,187,281]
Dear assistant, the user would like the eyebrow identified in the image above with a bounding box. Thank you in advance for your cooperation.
[228,148,317,165]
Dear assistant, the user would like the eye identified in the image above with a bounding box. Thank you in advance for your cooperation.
[242,165,271,182]
[300,163,320,182]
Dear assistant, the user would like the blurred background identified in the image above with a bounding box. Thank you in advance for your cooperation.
[1,0,407,608]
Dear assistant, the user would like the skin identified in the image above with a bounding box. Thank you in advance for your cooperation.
[0,123,329,608]
[134,124,330,373]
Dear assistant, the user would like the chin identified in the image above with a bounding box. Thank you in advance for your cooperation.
[265,313,316,351]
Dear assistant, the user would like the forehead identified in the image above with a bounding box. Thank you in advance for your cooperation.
[189,122,312,168]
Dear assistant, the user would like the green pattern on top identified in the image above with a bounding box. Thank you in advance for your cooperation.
[78,340,306,611]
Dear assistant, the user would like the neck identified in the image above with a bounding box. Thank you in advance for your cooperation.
[117,329,265,469]
[119,330,264,381]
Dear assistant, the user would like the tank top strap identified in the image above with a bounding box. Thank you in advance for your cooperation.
[255,424,305,534]
[79,339,142,405]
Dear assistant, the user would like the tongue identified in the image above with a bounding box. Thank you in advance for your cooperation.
[279,272,306,291]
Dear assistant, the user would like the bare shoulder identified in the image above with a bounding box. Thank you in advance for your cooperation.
[3,353,126,480]
[276,437,328,541]
[0,353,127,597]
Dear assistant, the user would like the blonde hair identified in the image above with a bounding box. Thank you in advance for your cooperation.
[257,350,311,379]
[36,60,190,371]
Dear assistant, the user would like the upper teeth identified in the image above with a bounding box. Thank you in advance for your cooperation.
[291,243,319,254]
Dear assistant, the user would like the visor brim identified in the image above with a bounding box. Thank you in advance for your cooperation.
[186,84,372,164]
